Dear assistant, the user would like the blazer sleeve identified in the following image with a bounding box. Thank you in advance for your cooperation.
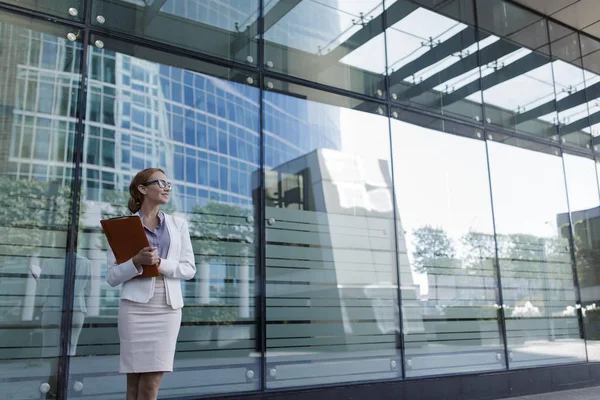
[106,246,143,287]
[159,218,196,280]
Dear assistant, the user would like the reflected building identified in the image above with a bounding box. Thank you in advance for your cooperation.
[260,146,424,382]
[0,0,344,320]
[3,0,600,398]
[558,206,600,303]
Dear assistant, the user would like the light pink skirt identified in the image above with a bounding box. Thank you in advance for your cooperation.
[118,278,181,373]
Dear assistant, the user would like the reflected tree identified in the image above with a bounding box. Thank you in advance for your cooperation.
[411,225,455,273]
[461,232,496,269]
[571,221,600,287]
[187,201,254,261]
[185,201,255,324]
[0,177,77,252]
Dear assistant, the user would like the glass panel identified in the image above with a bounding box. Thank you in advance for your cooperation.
[580,35,600,152]
[487,139,586,368]
[385,0,483,121]
[1,0,83,21]
[69,35,260,398]
[91,0,259,65]
[0,12,81,399]
[264,82,401,388]
[549,23,592,150]
[562,154,600,361]
[391,118,505,377]
[264,0,386,97]
[477,0,559,141]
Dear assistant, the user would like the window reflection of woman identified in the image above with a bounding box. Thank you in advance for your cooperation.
[106,168,196,400]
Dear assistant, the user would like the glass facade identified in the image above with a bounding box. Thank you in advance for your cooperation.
[1,0,600,398]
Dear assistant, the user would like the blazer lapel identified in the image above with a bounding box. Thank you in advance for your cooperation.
[165,214,174,260]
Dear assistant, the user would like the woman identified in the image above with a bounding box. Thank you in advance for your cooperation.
[106,168,196,400]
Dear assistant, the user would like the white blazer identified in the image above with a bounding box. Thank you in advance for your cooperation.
[106,213,196,309]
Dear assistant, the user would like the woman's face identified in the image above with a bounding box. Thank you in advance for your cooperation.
[138,171,171,206]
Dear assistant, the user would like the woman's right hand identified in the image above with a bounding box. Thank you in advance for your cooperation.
[132,247,159,267]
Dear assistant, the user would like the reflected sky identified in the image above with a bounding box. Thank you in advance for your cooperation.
[264,0,383,55]
[4,0,600,396]
[97,0,600,146]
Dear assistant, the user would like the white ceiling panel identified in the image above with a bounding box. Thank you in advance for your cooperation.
[584,21,600,38]
[511,0,579,16]
[551,0,600,30]
[511,0,600,41]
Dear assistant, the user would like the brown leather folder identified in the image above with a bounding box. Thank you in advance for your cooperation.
[100,216,160,279]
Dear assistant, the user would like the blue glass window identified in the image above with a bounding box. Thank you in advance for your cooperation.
[132,65,145,81]
[184,85,194,107]
[194,90,205,110]
[205,78,214,93]
[208,127,218,152]
[170,67,182,81]
[132,157,144,171]
[122,102,131,117]
[220,166,228,190]
[132,107,144,126]
[186,156,196,183]
[239,172,248,197]
[132,82,144,93]
[86,138,100,165]
[218,131,228,155]
[159,64,169,77]
[194,74,205,87]
[206,94,216,114]
[160,78,170,97]
[184,71,193,86]
[238,140,246,161]
[217,97,226,118]
[198,160,208,185]
[174,153,184,181]
[104,129,115,139]
[171,82,182,103]
[231,170,239,194]
[209,163,219,188]
[197,123,207,148]
[185,116,195,146]
[172,115,183,142]
[41,42,57,69]
[103,96,115,125]
[35,130,51,160]
[229,137,237,158]
[102,141,115,168]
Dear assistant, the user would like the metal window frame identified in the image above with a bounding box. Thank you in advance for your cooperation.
[0,0,599,398]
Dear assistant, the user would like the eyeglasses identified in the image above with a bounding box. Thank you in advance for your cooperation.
[143,179,173,190]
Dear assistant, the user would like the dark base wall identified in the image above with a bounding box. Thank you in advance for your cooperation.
[211,363,600,400]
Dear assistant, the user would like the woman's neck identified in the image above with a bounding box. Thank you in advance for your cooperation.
[139,203,160,222]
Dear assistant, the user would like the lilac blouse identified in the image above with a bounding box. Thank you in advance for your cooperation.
[138,211,171,259]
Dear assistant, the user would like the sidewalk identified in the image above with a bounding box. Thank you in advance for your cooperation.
[505,386,599,400]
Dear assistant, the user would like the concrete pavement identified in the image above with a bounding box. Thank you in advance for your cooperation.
[505,386,600,400]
